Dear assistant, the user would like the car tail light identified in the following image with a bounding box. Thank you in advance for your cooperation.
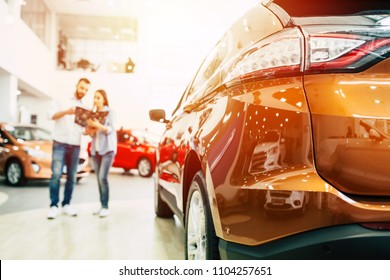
[223,27,390,83]
[360,222,390,230]
[305,32,390,73]
[224,28,303,83]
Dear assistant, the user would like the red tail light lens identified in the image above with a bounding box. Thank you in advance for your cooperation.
[223,27,390,83]
[306,32,390,73]
[360,222,390,230]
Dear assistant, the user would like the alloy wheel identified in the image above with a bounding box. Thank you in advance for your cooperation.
[138,158,152,177]
[7,161,23,185]
[186,189,207,260]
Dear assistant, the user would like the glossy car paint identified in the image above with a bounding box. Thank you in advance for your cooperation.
[152,0,390,258]
[305,60,390,196]
[88,129,156,177]
[114,129,156,174]
[0,132,52,180]
[0,123,89,185]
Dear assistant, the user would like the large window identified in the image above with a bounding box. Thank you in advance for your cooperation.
[186,32,230,102]
[57,14,138,73]
[21,0,50,47]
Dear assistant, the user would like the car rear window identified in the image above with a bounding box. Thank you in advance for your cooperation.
[273,0,390,17]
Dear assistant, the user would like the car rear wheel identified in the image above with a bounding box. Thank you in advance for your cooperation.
[185,172,220,260]
[137,157,153,177]
[6,159,26,186]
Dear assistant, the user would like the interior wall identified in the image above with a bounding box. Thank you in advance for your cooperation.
[0,1,55,96]
[1,0,259,135]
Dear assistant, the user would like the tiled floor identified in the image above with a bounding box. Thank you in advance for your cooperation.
[0,169,185,260]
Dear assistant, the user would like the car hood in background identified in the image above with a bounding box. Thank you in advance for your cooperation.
[19,140,52,155]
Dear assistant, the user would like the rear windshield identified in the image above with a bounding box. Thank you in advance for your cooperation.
[273,0,390,17]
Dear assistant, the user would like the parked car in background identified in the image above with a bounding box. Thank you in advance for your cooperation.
[0,123,90,186]
[149,0,390,260]
[88,128,156,177]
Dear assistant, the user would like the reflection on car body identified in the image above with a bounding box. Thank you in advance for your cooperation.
[249,129,284,173]
[149,0,390,260]
[316,117,390,195]
[264,190,309,216]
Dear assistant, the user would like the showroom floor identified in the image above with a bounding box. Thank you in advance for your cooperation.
[0,169,185,260]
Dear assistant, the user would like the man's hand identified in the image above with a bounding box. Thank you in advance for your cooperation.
[65,107,75,115]
[52,107,75,120]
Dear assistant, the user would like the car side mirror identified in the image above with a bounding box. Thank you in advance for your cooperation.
[149,109,168,123]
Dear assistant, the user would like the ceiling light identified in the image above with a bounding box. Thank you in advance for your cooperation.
[98,27,112,33]
[76,26,90,32]
[121,28,134,34]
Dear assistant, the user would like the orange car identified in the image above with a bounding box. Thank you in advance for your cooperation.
[150,0,390,259]
[0,123,89,186]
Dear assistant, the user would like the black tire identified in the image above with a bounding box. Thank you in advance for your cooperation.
[5,159,26,186]
[185,171,220,260]
[154,182,174,218]
[137,157,153,177]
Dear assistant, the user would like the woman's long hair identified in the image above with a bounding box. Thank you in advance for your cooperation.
[93,89,109,112]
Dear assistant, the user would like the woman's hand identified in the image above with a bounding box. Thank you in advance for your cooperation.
[86,118,108,133]
[86,118,99,128]
[85,125,97,137]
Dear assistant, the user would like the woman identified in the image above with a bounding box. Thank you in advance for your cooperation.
[86,89,117,217]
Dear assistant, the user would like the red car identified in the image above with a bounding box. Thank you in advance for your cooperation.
[88,128,157,177]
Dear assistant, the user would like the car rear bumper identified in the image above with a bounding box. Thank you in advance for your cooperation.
[219,224,390,259]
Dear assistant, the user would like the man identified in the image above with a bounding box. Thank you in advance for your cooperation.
[47,78,91,219]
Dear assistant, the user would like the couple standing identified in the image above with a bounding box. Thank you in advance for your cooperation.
[47,78,117,219]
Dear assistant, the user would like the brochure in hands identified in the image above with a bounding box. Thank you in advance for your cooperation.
[74,106,108,127]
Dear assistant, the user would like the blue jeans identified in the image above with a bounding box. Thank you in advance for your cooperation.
[92,151,115,209]
[49,141,80,207]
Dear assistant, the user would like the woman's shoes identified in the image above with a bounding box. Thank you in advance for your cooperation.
[93,208,109,218]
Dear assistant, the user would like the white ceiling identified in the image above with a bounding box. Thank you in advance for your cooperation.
[39,0,261,47]
[44,0,142,17]
[44,0,142,41]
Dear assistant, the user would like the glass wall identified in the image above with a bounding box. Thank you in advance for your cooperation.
[57,14,138,73]
[21,0,51,47]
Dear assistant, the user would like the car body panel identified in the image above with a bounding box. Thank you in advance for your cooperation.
[158,112,198,212]
[151,1,390,258]
[0,139,52,179]
[304,59,390,196]
[88,129,156,175]
[0,123,89,183]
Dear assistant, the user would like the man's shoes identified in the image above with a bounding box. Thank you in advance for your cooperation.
[47,206,58,219]
[99,208,109,218]
[62,204,77,216]
[93,208,109,218]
